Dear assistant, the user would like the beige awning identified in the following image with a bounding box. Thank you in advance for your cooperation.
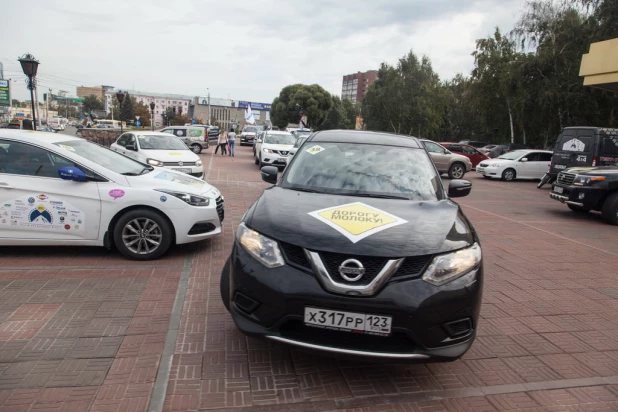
[580,38,618,92]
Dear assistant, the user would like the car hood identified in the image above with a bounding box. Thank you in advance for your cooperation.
[565,166,618,175]
[263,143,294,151]
[140,149,199,162]
[125,169,220,198]
[247,187,474,257]
[242,132,256,136]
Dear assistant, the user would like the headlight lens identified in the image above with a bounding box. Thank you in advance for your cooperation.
[156,190,210,206]
[422,244,481,286]
[196,160,203,167]
[263,148,273,154]
[147,158,164,167]
[573,175,606,186]
[237,223,284,268]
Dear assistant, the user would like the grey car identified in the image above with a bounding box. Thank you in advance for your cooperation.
[421,139,473,179]
[158,126,209,154]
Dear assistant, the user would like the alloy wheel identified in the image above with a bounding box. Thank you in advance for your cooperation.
[122,218,163,255]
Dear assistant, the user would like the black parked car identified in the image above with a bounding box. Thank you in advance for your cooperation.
[221,130,483,362]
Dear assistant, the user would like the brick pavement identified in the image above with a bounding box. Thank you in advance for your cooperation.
[1,144,617,411]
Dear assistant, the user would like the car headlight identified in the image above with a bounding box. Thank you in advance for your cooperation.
[422,244,481,286]
[196,160,203,167]
[237,223,284,268]
[147,158,164,167]
[573,175,606,186]
[263,148,273,154]
[156,190,210,206]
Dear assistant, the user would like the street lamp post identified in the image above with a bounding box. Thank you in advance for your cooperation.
[116,91,125,133]
[18,53,40,130]
[149,102,155,131]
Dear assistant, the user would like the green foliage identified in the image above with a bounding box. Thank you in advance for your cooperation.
[270,84,333,129]
[82,95,104,114]
[134,102,152,126]
[119,94,135,123]
[320,96,358,130]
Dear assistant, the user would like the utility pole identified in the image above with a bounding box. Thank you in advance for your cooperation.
[46,88,51,122]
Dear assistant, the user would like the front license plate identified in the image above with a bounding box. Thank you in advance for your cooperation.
[553,186,563,194]
[172,168,191,174]
[555,165,566,169]
[278,158,287,163]
[304,306,392,336]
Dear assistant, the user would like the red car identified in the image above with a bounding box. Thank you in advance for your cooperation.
[440,142,489,169]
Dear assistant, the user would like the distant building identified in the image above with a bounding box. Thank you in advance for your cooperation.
[192,98,272,130]
[76,86,104,101]
[341,70,378,103]
[103,89,194,126]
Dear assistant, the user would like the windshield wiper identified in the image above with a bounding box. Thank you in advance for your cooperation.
[344,193,410,200]
[288,187,324,194]
[121,167,152,176]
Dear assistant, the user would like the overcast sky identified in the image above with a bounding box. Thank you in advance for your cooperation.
[2,0,527,103]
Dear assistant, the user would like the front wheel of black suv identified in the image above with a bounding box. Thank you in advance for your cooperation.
[601,192,618,225]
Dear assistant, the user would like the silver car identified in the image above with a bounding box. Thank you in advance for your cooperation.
[421,139,473,179]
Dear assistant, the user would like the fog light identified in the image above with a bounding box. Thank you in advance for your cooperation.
[578,193,585,200]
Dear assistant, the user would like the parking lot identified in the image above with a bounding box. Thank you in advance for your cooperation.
[0,144,617,412]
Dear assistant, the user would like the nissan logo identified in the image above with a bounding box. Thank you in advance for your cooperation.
[338,259,365,282]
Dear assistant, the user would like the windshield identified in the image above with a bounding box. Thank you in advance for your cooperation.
[497,151,526,160]
[282,142,443,200]
[264,133,295,145]
[138,135,188,150]
[53,140,152,175]
[244,127,258,133]
[294,136,308,148]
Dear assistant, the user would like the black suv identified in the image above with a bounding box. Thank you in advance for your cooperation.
[221,130,483,362]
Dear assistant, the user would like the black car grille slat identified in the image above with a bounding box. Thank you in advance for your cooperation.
[215,196,224,222]
[279,242,311,271]
[319,251,388,286]
[392,255,433,279]
[557,172,576,186]
[163,161,197,166]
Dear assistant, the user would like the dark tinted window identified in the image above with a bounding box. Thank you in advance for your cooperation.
[556,134,591,152]
[117,134,128,147]
[601,136,618,155]
[0,140,76,178]
[462,145,477,155]
[538,153,553,162]
[173,129,187,137]
[523,152,539,161]
[283,142,443,201]
[447,144,463,152]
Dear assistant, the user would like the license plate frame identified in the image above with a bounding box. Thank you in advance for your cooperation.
[172,168,191,174]
[304,306,392,336]
[553,186,564,194]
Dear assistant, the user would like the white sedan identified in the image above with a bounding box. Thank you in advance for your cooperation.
[111,132,204,179]
[0,130,223,260]
[476,149,554,181]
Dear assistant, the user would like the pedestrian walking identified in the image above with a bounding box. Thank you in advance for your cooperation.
[227,127,236,157]
[217,130,228,156]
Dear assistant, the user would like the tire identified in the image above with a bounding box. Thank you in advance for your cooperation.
[220,257,231,311]
[483,176,491,179]
[501,168,516,181]
[601,192,618,225]
[568,204,590,213]
[537,173,551,189]
[191,144,202,154]
[113,208,173,260]
[254,155,259,165]
[448,163,466,179]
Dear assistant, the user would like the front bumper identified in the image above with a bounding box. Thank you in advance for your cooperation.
[240,136,256,145]
[550,184,605,210]
[169,196,223,244]
[162,165,204,179]
[261,154,288,167]
[224,244,483,362]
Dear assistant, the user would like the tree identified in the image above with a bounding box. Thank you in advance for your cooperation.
[321,97,358,130]
[134,102,152,127]
[120,94,135,123]
[11,99,20,107]
[270,84,333,129]
[82,95,104,114]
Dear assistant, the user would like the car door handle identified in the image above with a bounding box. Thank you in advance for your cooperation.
[0,182,14,189]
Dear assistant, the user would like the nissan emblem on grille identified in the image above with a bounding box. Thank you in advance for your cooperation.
[178,161,183,167]
[338,259,365,282]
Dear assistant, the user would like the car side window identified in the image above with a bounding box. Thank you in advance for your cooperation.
[423,142,445,154]
[538,153,553,162]
[0,140,65,178]
[523,153,539,162]
[448,144,463,153]
[160,129,172,134]
[462,146,476,154]
[174,129,187,137]
[117,134,128,147]
[126,134,136,147]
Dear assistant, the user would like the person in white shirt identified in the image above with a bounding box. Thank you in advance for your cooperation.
[227,128,236,157]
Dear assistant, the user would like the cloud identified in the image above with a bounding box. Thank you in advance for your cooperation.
[1,0,527,102]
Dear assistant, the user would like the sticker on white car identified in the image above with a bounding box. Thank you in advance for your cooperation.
[306,145,326,155]
[0,195,85,231]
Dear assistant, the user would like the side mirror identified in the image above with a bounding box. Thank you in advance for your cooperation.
[448,179,472,198]
[260,166,278,184]
[58,166,88,182]
[520,158,528,162]
[126,144,137,151]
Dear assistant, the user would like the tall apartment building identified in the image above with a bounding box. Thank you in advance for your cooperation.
[341,70,378,103]
[103,89,194,125]
[76,86,104,101]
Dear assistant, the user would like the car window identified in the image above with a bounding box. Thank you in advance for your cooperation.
[137,134,188,150]
[462,146,476,155]
[538,152,553,162]
[556,134,591,152]
[283,142,443,201]
[423,141,445,154]
[447,144,463,153]
[117,134,128,147]
[264,133,295,145]
[160,129,172,134]
[523,152,539,161]
[172,129,187,137]
[601,136,618,155]
[126,134,136,147]
[0,140,74,178]
[293,137,308,148]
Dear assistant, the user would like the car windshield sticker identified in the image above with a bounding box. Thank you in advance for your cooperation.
[562,138,585,152]
[308,202,408,243]
[189,129,202,138]
[167,151,182,156]
[154,171,204,189]
[0,195,85,231]
[58,144,75,152]
[306,145,326,155]
[109,189,125,200]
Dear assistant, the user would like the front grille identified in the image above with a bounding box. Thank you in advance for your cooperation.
[319,251,388,286]
[215,196,224,222]
[190,172,203,178]
[274,150,289,156]
[392,255,433,279]
[163,161,197,166]
[557,172,576,186]
[280,242,311,270]
[279,320,415,353]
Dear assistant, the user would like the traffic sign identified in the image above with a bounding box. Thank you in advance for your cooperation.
[135,116,140,120]
[135,120,141,126]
